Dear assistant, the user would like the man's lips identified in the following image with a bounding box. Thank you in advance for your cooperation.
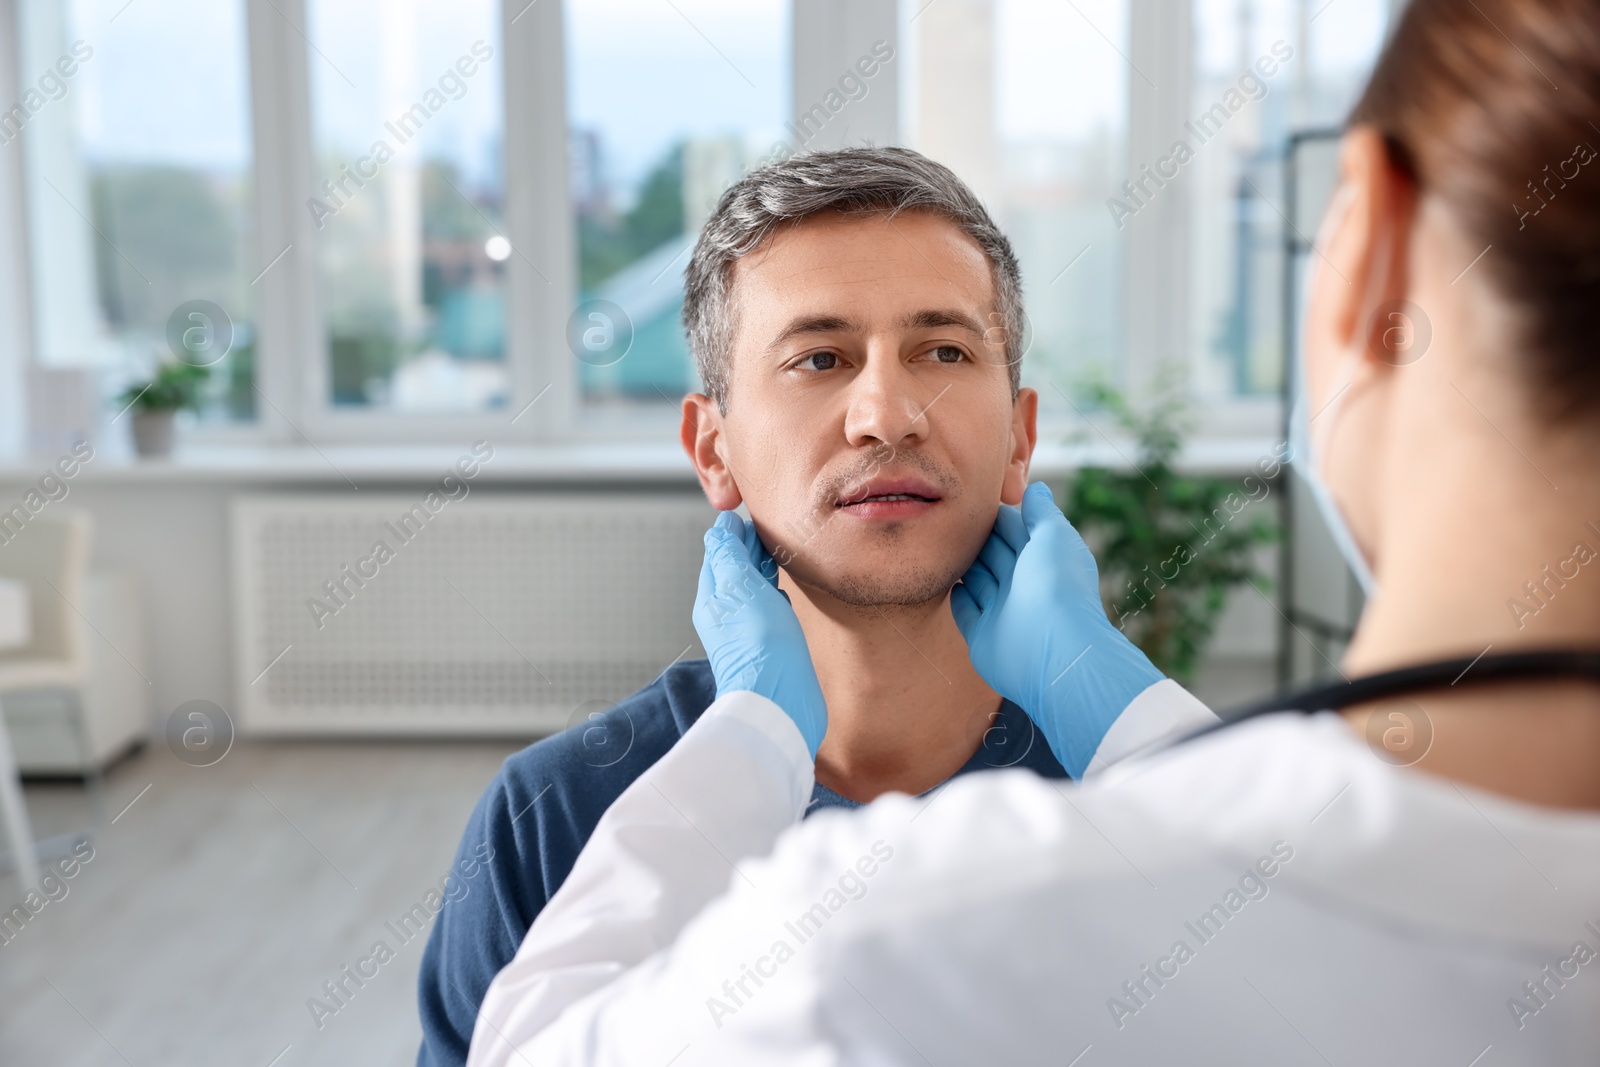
[834,476,943,509]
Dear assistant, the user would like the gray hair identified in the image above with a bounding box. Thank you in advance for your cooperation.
[682,146,1024,409]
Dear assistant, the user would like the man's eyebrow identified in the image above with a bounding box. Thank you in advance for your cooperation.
[900,308,986,335]
[766,314,859,351]
[764,309,985,352]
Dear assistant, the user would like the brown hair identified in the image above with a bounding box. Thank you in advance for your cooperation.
[1349,0,1600,420]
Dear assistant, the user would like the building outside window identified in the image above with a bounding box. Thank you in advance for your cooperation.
[3,0,1405,451]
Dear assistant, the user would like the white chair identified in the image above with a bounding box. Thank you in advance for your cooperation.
[0,575,38,890]
[0,511,101,890]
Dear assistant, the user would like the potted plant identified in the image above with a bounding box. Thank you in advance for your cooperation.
[118,361,209,458]
[1060,376,1280,683]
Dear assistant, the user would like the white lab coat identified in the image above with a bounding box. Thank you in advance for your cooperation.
[468,684,1600,1066]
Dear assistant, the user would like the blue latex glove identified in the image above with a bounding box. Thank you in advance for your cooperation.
[692,511,828,758]
[951,481,1165,777]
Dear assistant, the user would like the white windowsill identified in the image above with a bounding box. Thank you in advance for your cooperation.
[0,436,1283,485]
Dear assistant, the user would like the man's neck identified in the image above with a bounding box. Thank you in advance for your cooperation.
[781,575,1001,803]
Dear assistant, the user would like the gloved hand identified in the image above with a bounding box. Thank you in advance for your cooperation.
[951,481,1165,777]
[692,511,828,758]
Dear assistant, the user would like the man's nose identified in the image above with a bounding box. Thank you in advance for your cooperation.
[841,348,939,451]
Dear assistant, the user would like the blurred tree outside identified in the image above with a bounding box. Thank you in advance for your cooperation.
[90,165,255,421]
[90,165,240,330]
[578,142,684,292]
[421,160,490,249]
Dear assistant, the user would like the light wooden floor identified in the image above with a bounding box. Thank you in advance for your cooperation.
[0,735,522,1067]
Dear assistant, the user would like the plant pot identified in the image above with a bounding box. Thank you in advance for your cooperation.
[130,410,176,458]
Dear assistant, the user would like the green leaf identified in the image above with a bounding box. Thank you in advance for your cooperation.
[1060,374,1280,683]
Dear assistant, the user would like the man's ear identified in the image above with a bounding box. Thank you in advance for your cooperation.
[681,393,743,511]
[999,386,1039,506]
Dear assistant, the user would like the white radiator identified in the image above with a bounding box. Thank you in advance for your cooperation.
[231,492,715,735]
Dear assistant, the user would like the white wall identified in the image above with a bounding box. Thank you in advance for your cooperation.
[6,481,237,723]
[0,471,1280,738]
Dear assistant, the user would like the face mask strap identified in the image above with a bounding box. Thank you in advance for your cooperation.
[1289,354,1377,596]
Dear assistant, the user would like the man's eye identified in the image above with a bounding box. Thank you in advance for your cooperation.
[929,345,966,364]
[797,351,838,371]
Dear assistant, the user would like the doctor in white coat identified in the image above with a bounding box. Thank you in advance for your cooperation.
[467,0,1600,1062]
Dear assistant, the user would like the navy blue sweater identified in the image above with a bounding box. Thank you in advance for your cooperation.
[415,659,1066,1066]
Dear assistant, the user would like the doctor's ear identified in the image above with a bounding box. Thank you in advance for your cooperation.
[1310,127,1419,379]
[680,393,743,511]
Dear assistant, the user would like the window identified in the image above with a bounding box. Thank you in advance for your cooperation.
[907,0,1130,410]
[996,0,1128,406]
[1,0,1410,451]
[18,0,256,422]
[304,0,506,414]
[907,0,1391,413]
[565,0,789,412]
[1188,0,1389,399]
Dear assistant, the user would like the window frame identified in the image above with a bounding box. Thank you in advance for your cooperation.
[0,0,32,457]
[0,0,1309,454]
[245,0,568,445]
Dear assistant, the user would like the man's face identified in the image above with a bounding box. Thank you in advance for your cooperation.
[684,209,1036,608]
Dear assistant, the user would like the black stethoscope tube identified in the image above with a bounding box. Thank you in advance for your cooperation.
[1178,649,1600,747]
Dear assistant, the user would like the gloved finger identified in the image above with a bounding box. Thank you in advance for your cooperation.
[705,521,766,597]
[1059,514,1100,580]
[949,582,981,641]
[992,500,1029,555]
[1017,483,1081,547]
[725,510,748,538]
[742,521,783,589]
[1023,484,1100,582]
[696,529,719,604]
[1019,481,1064,533]
[955,550,998,610]
[722,513,781,588]
[709,509,743,552]
[694,524,734,632]
[976,529,1018,583]
[718,513,766,580]
[725,509,753,553]
[699,516,740,594]
[958,554,1000,609]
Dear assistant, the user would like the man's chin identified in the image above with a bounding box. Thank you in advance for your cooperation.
[796,564,962,610]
